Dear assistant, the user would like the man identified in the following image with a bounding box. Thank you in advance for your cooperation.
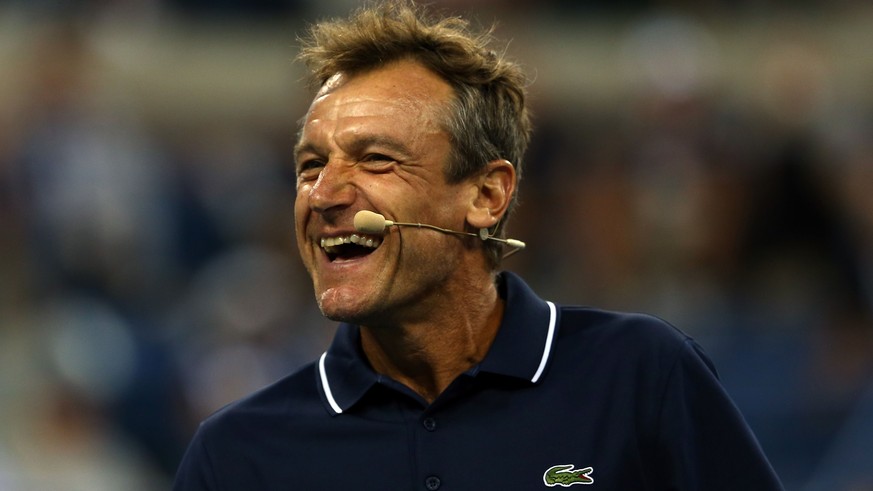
[174,1,784,489]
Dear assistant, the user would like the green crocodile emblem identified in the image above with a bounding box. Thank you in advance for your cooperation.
[543,464,594,487]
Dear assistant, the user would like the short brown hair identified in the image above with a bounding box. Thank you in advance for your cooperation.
[297,0,531,268]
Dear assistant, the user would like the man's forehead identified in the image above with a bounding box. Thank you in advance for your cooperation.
[302,66,452,131]
[312,61,453,106]
[296,65,452,154]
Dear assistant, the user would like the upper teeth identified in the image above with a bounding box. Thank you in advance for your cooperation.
[320,234,381,250]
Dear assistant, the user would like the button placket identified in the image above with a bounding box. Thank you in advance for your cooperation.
[418,412,441,490]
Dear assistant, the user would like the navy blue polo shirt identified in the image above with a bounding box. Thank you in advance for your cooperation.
[174,271,783,490]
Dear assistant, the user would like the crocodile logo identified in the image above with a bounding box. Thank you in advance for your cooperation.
[543,464,594,487]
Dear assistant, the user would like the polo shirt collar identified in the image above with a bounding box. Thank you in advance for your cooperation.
[477,271,558,382]
[316,271,559,415]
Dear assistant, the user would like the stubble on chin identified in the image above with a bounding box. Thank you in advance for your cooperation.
[315,286,372,324]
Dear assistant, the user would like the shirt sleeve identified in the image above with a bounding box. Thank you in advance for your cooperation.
[652,338,784,491]
[173,425,220,491]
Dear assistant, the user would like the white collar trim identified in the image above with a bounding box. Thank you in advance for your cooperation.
[319,352,343,414]
[531,301,557,383]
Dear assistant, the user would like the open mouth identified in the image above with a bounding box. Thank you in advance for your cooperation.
[320,234,382,262]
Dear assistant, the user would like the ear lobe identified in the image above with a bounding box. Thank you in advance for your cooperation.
[466,159,516,229]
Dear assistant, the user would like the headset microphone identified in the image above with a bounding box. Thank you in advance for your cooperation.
[354,210,526,257]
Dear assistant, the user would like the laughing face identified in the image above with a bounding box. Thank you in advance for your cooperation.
[294,60,477,326]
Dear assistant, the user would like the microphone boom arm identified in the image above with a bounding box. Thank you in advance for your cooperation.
[354,210,525,258]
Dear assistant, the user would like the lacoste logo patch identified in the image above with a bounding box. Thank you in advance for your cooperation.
[543,464,594,487]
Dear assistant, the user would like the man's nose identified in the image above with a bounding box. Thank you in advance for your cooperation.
[308,161,356,214]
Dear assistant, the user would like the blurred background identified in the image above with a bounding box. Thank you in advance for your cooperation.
[1,0,872,489]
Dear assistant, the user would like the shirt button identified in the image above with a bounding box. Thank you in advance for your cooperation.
[422,417,437,431]
[425,476,441,490]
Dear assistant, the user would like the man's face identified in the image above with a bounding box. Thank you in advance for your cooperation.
[294,60,473,325]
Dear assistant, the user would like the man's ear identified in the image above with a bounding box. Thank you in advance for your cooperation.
[466,159,517,229]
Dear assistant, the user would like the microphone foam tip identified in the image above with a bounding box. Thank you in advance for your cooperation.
[354,210,387,234]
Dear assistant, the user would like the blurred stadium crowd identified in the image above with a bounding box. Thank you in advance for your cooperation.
[1,0,872,489]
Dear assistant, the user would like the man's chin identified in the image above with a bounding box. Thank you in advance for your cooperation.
[316,288,376,324]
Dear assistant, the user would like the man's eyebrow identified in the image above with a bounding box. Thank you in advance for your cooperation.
[295,134,413,163]
[292,116,309,157]
[294,141,319,162]
[345,134,412,158]
[293,144,316,175]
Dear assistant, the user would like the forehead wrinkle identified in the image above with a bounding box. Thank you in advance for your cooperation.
[320,96,444,153]
[294,116,415,168]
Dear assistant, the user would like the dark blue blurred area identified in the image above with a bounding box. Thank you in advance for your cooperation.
[1,1,871,489]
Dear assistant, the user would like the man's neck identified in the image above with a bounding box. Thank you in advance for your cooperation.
[359,273,504,404]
